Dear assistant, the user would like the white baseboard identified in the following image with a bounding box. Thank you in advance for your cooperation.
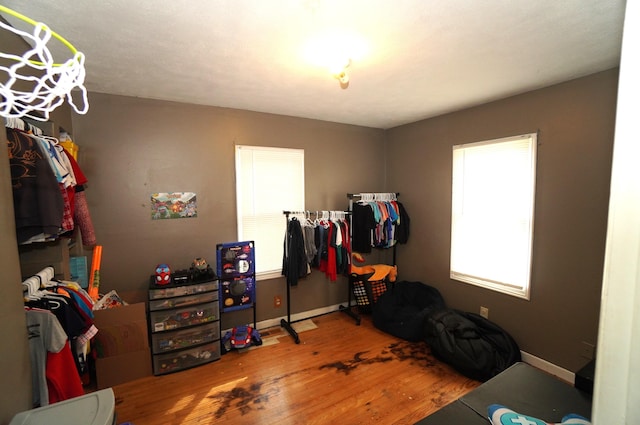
[220,303,348,335]
[255,303,346,330]
[520,351,575,384]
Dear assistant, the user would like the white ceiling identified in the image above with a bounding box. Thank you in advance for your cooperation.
[1,0,627,129]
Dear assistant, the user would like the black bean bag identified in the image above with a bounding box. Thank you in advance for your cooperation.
[372,281,446,342]
[424,308,521,381]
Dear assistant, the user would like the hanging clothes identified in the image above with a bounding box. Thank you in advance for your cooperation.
[282,217,308,286]
[396,202,411,244]
[325,221,337,281]
[350,196,410,252]
[62,146,97,246]
[6,127,64,243]
[282,211,351,283]
[23,269,97,383]
[322,217,350,281]
[303,218,317,266]
[25,308,84,407]
[6,124,97,245]
[337,219,351,275]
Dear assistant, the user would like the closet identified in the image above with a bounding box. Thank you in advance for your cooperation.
[6,113,98,407]
[0,7,98,420]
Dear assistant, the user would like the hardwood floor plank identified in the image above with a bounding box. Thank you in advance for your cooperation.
[113,311,480,424]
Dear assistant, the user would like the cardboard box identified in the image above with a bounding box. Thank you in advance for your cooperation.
[95,349,152,389]
[93,302,149,357]
[93,302,152,388]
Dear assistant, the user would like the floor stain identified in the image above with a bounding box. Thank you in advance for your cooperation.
[387,341,437,367]
[209,382,275,418]
[319,340,437,375]
[319,350,394,375]
[209,339,439,418]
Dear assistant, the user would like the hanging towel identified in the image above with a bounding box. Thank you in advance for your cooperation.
[74,189,96,246]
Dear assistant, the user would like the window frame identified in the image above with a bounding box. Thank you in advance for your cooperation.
[235,145,305,280]
[450,133,537,300]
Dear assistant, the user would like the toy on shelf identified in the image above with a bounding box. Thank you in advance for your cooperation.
[189,257,215,281]
[154,263,171,286]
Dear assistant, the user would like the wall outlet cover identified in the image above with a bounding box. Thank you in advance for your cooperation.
[480,306,489,319]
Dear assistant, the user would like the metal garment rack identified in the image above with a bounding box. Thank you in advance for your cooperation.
[282,210,351,343]
[339,193,400,325]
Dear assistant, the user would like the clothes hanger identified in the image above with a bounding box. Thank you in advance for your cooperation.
[305,211,314,226]
[4,117,25,130]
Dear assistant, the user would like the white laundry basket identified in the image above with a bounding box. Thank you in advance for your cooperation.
[9,388,116,425]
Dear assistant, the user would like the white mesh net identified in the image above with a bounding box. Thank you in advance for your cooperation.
[0,17,88,121]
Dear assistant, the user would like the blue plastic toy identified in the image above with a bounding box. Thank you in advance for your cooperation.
[221,325,262,352]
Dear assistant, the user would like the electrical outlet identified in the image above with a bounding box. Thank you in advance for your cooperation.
[274,295,282,308]
[480,306,489,319]
[580,341,596,360]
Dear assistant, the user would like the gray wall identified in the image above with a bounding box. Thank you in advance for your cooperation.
[0,66,618,418]
[386,69,618,371]
[72,93,388,328]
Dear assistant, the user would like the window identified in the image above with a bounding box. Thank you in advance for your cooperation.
[450,133,537,299]
[235,145,305,279]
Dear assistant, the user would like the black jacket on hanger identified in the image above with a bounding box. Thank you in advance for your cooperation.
[282,218,308,286]
[396,202,411,244]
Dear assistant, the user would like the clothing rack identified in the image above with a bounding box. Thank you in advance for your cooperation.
[21,266,56,301]
[346,192,400,264]
[282,210,351,343]
[347,192,399,201]
[339,193,401,324]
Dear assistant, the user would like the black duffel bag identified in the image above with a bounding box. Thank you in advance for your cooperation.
[424,308,521,381]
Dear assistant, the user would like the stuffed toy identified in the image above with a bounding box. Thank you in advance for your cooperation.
[350,252,398,282]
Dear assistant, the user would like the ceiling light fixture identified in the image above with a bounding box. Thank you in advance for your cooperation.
[303,27,366,90]
[331,58,351,88]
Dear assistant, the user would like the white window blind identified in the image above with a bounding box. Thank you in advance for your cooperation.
[235,145,305,279]
[450,133,537,299]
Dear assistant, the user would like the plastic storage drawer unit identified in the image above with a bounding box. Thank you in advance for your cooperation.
[152,321,220,353]
[148,277,221,375]
[149,303,219,333]
[148,280,218,300]
[148,290,218,311]
[153,341,221,375]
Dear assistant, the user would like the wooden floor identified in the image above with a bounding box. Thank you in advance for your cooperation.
[112,311,480,425]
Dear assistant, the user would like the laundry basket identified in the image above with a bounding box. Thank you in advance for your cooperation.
[350,272,390,314]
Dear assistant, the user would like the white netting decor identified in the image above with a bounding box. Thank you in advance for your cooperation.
[0,11,88,121]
